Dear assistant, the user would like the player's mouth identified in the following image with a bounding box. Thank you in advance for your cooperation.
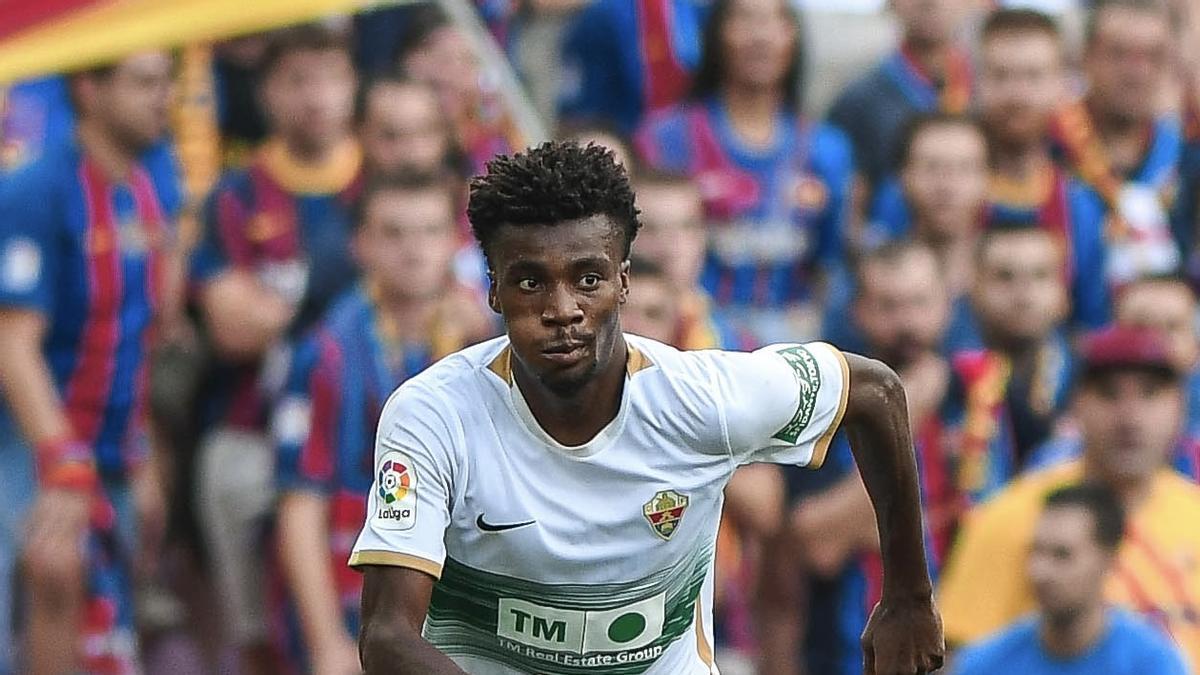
[541,340,590,366]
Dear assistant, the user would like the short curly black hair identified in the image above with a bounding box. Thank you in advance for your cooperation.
[467,141,640,266]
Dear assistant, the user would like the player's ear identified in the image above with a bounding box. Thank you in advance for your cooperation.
[487,270,501,314]
[618,259,631,304]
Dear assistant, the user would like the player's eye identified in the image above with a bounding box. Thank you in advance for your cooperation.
[579,273,602,290]
[517,278,540,292]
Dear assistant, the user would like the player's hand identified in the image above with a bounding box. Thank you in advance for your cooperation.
[312,634,362,675]
[22,487,91,605]
[861,592,944,675]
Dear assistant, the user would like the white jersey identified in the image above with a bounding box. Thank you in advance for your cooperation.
[350,334,850,674]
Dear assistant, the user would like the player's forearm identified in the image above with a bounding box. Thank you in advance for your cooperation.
[359,616,467,675]
[841,353,933,599]
[277,493,352,654]
[0,311,73,445]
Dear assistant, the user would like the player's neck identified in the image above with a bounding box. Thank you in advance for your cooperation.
[514,336,629,447]
[76,120,137,181]
[1039,603,1107,659]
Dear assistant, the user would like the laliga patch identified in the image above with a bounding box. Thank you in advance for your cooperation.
[1,237,40,293]
[374,450,417,531]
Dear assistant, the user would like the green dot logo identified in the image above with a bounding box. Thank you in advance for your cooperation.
[606,612,646,644]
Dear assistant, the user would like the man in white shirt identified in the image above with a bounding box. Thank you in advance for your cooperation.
[351,141,943,675]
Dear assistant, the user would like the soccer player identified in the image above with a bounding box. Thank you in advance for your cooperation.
[939,326,1200,670]
[272,173,492,674]
[635,0,853,345]
[827,0,974,193]
[952,485,1189,675]
[1049,0,1182,285]
[351,142,943,674]
[557,0,705,135]
[0,51,179,674]
[189,24,360,673]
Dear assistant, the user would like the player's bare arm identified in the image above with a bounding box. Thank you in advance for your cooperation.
[359,566,467,674]
[842,353,945,675]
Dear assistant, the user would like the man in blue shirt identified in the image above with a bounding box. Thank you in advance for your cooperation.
[952,484,1190,675]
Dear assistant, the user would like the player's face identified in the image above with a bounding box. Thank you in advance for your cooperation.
[622,275,680,345]
[901,125,988,239]
[1028,506,1112,621]
[1076,371,1182,486]
[1085,8,1171,123]
[1117,283,1200,373]
[971,232,1068,349]
[360,83,450,178]
[719,0,796,92]
[97,52,174,151]
[489,216,630,396]
[356,187,457,301]
[980,32,1064,146]
[634,184,706,291]
[890,0,968,46]
[263,48,356,154]
[854,250,948,369]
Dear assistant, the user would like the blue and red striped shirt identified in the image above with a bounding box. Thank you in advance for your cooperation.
[189,139,362,430]
[0,139,180,475]
[269,286,454,667]
[635,99,853,314]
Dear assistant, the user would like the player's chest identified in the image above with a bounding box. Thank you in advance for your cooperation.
[444,433,729,577]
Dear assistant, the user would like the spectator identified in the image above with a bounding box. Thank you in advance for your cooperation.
[1114,276,1200,480]
[271,173,491,674]
[622,256,680,344]
[763,241,948,675]
[356,74,465,181]
[635,0,853,346]
[397,5,525,175]
[827,0,974,193]
[632,169,748,349]
[939,326,1200,671]
[952,484,1189,675]
[188,24,361,675]
[976,8,1111,329]
[212,36,271,169]
[940,225,1073,536]
[0,51,179,674]
[832,114,987,353]
[561,123,634,172]
[1050,0,1182,285]
[558,0,706,135]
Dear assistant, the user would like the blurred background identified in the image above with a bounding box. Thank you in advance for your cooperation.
[1,0,1199,673]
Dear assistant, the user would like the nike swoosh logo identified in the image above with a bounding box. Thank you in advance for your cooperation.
[476,514,536,533]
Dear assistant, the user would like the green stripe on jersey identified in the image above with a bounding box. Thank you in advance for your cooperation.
[424,545,712,674]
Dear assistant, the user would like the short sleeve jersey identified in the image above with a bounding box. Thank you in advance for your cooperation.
[351,335,850,674]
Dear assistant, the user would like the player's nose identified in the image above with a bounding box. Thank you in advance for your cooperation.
[540,283,585,326]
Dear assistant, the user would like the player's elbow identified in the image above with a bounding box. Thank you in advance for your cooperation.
[843,353,906,424]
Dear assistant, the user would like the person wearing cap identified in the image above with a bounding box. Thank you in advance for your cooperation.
[937,326,1200,671]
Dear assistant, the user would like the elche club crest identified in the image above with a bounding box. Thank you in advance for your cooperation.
[643,490,689,540]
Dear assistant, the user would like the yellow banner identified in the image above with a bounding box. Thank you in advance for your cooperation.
[0,0,379,84]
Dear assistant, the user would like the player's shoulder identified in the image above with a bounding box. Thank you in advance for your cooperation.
[952,616,1040,673]
[384,336,511,410]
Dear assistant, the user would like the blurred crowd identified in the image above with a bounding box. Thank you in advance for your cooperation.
[1,0,1200,673]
